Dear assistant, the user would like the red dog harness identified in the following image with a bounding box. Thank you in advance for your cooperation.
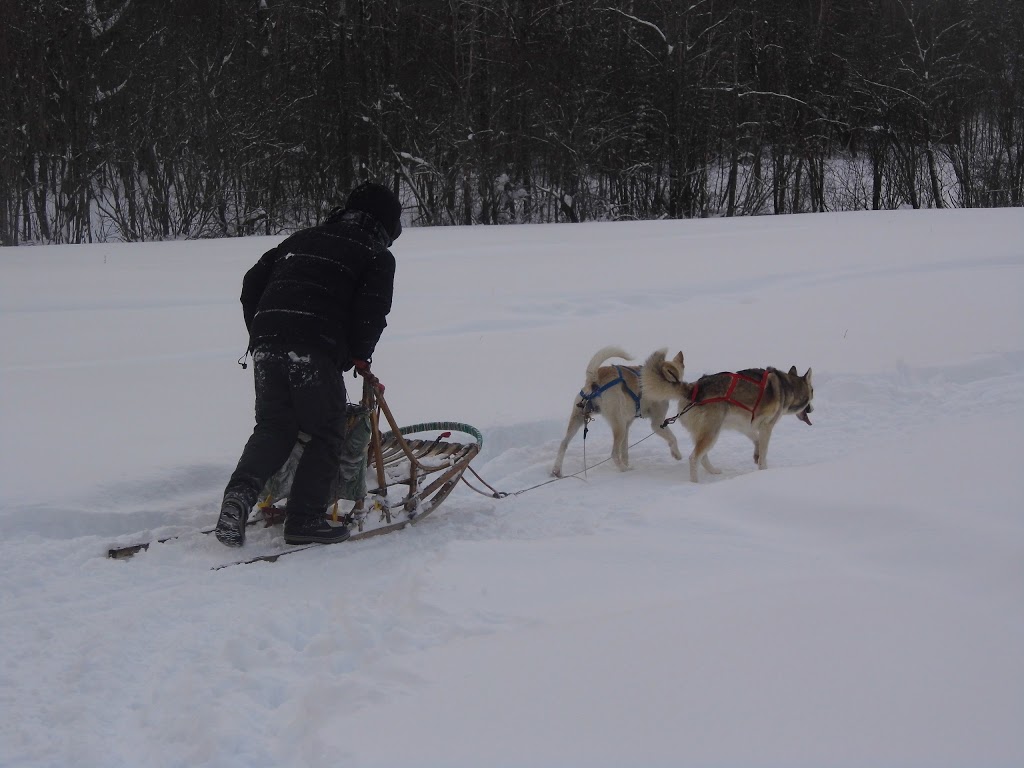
[690,369,771,420]
[663,369,773,428]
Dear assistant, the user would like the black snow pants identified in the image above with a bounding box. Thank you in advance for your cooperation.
[225,343,346,519]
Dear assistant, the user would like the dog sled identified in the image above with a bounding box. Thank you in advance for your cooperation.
[259,369,484,537]
[108,370,483,562]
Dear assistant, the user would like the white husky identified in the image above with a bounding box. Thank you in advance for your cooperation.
[551,346,686,477]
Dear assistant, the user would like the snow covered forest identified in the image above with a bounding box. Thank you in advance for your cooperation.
[2,0,1022,245]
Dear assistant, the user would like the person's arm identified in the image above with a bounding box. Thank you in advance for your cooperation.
[348,249,396,362]
[240,245,281,332]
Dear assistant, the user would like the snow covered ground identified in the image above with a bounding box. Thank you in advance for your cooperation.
[2,208,1022,768]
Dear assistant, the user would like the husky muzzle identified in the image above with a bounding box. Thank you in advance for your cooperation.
[797,403,813,425]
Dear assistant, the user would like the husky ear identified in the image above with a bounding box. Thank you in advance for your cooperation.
[805,367,812,383]
[788,365,798,376]
[672,351,684,366]
[663,358,686,384]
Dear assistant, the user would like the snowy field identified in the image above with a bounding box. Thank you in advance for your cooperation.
[1,208,1022,768]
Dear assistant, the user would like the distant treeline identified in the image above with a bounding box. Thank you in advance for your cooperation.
[2,0,1021,244]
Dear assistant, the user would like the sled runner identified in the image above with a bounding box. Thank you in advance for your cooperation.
[108,370,483,562]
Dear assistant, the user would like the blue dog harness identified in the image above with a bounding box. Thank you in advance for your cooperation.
[578,365,643,418]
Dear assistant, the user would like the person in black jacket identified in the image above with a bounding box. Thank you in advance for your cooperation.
[215,182,401,547]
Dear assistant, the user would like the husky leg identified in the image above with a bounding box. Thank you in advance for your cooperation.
[754,415,781,469]
[688,417,724,482]
[648,403,682,460]
[611,420,630,470]
[754,425,774,469]
[688,447,705,482]
[689,433,718,482]
[552,404,586,477]
[701,455,722,475]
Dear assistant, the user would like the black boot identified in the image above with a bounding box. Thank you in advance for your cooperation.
[215,488,255,547]
[283,513,351,545]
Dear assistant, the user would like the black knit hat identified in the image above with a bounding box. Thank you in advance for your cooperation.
[345,182,403,243]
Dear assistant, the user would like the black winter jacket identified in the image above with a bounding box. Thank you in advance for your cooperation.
[240,212,396,370]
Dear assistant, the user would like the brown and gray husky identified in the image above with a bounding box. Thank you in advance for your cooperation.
[551,346,686,477]
[646,351,814,482]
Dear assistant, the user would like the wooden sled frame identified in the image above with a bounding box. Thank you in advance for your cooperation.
[259,370,483,536]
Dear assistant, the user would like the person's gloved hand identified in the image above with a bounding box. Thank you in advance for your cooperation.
[352,358,383,392]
